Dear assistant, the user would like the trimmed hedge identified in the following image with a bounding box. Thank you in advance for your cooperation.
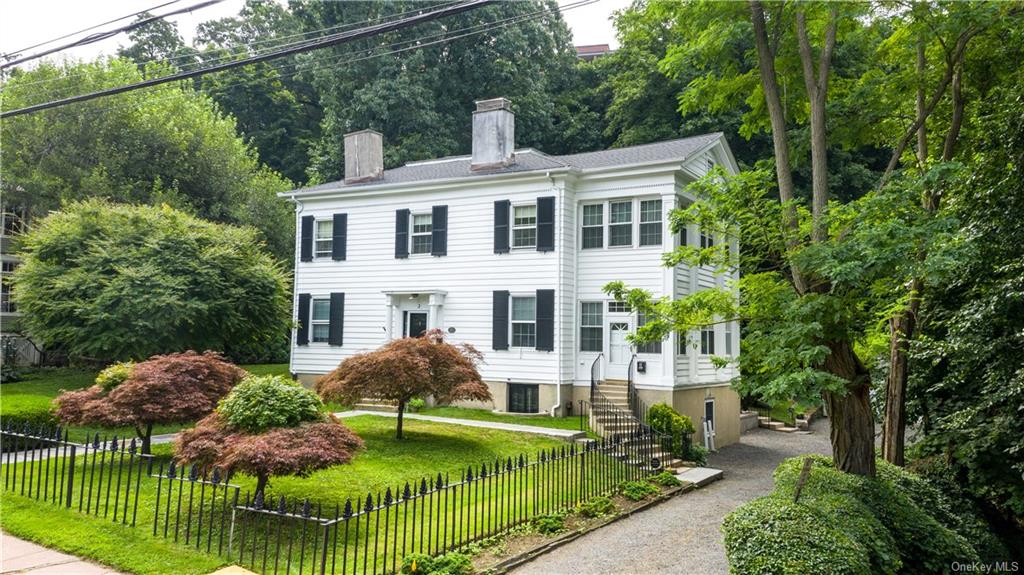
[723,455,996,575]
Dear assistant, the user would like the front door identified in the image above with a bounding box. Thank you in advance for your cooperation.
[608,322,630,379]
[404,311,428,337]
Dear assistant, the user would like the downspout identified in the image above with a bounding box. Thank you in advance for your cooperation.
[286,195,305,380]
[547,172,563,417]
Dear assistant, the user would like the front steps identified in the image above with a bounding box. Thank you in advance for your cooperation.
[353,399,399,412]
[589,379,686,471]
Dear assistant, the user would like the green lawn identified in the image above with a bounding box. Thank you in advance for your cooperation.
[0,364,290,442]
[416,406,586,432]
[1,415,622,575]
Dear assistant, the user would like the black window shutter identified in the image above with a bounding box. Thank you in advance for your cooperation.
[431,205,448,257]
[494,200,510,254]
[492,290,510,350]
[332,214,347,261]
[536,289,555,351]
[328,292,345,346]
[297,293,311,345]
[395,209,410,259]
[536,196,555,252]
[300,216,314,262]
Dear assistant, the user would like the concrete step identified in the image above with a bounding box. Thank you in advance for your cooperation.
[675,467,723,487]
[601,379,628,387]
[354,401,398,413]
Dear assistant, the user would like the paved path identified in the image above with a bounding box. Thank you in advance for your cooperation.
[332,410,585,440]
[510,419,833,575]
[1,531,122,574]
[3,434,178,463]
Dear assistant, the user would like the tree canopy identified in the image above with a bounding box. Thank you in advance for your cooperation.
[54,351,246,453]
[317,330,491,439]
[12,200,292,363]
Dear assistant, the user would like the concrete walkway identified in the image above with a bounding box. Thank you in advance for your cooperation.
[1,532,122,574]
[3,434,178,463]
[333,410,586,440]
[510,418,834,575]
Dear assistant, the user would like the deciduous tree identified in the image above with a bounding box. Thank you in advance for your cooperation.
[176,375,363,495]
[54,351,246,453]
[317,330,491,439]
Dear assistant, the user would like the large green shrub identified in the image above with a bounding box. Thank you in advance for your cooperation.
[218,375,323,433]
[12,200,291,363]
[95,361,135,391]
[724,455,995,575]
[646,403,695,436]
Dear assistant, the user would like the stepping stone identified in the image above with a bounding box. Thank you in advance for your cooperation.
[675,467,723,487]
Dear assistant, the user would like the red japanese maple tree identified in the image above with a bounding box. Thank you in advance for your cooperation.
[176,375,363,495]
[317,329,491,439]
[53,351,245,453]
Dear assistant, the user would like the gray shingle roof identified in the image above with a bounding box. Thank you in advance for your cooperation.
[288,132,721,195]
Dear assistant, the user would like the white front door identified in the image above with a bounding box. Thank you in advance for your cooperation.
[608,322,631,379]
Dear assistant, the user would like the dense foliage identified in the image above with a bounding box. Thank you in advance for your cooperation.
[0,58,295,262]
[723,455,1006,575]
[317,330,491,439]
[218,375,323,433]
[54,351,246,453]
[177,376,362,494]
[12,200,291,363]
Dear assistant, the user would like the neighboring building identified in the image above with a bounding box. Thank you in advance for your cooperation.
[1,208,41,366]
[280,98,742,447]
[575,44,612,61]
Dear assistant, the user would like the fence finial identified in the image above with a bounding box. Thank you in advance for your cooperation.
[211,467,221,485]
[419,478,428,495]
[277,495,287,514]
[402,482,412,500]
[167,461,177,479]
[363,493,374,512]
[254,491,264,510]
[435,472,444,489]
[301,498,311,517]
[384,487,393,505]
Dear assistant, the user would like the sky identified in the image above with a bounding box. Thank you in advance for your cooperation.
[0,0,632,66]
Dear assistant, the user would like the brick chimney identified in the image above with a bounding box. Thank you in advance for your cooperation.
[471,98,515,171]
[344,129,384,184]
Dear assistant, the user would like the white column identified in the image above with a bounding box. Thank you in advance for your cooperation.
[384,295,394,341]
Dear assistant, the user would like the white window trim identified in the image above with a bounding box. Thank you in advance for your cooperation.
[607,199,634,248]
[509,295,537,348]
[410,212,433,256]
[310,296,331,344]
[724,323,734,356]
[580,301,603,353]
[580,203,604,250]
[700,229,715,249]
[638,199,663,248]
[511,202,538,249]
[314,219,333,258]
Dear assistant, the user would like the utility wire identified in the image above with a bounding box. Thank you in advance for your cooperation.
[6,0,466,96]
[1,0,225,70]
[1,0,496,119]
[58,0,597,119]
[1,0,181,59]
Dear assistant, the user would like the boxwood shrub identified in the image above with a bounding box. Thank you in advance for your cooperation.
[724,455,996,575]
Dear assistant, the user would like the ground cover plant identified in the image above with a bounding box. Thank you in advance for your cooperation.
[722,455,1008,575]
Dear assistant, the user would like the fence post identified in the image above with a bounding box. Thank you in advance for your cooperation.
[65,445,76,508]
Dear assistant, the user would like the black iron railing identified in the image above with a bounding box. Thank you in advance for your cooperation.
[2,417,669,575]
[589,352,603,403]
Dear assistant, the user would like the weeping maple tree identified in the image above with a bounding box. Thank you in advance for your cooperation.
[53,351,246,454]
[176,375,363,495]
[317,330,492,439]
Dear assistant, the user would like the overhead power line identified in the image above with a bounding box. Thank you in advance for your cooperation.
[1,0,225,70]
[1,0,181,59]
[1,0,496,119]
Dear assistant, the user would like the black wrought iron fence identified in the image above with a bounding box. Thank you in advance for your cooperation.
[1,420,670,575]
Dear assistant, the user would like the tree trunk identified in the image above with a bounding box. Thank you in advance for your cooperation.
[882,295,918,466]
[823,339,876,476]
[136,422,154,455]
[396,400,406,440]
[255,473,269,497]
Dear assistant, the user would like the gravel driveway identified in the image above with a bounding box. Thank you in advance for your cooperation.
[510,419,833,575]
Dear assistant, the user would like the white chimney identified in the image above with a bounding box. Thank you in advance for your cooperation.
[471,98,515,171]
[344,129,384,184]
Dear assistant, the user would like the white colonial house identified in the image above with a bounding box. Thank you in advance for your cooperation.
[280,98,742,447]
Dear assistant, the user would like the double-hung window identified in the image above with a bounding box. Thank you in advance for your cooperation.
[608,201,633,247]
[636,311,662,354]
[639,200,662,247]
[315,220,333,258]
[581,204,603,249]
[512,204,537,248]
[511,296,536,347]
[700,325,715,355]
[677,331,688,355]
[580,302,603,352]
[311,298,331,343]
[725,323,734,355]
[411,213,433,254]
[700,229,714,249]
